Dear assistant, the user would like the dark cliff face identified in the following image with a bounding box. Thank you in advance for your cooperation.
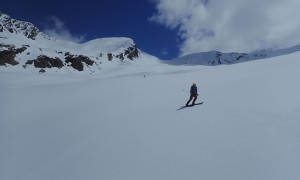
[65,54,95,71]
[26,55,64,69]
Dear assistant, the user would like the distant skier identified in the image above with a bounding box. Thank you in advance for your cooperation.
[186,83,198,106]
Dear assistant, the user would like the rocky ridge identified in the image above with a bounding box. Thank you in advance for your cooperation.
[169,44,300,66]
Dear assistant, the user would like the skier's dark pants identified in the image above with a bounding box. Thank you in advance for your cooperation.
[186,94,197,105]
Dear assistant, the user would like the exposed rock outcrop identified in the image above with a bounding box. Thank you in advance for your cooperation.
[65,54,95,71]
[26,55,64,68]
[0,44,27,66]
[124,45,139,60]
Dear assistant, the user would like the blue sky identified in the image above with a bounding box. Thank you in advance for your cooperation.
[2,0,300,60]
[1,0,180,60]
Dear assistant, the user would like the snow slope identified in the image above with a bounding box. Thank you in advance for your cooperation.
[1,50,300,180]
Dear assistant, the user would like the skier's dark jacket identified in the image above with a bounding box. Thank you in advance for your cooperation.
[190,85,197,95]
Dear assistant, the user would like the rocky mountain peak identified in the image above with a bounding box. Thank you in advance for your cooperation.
[0,11,40,40]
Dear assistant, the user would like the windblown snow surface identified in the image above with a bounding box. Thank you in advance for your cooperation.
[1,51,300,180]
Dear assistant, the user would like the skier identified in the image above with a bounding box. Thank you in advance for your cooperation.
[186,83,198,106]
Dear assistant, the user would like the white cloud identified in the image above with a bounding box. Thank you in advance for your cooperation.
[43,16,86,43]
[150,0,300,56]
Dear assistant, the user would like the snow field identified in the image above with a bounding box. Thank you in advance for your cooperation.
[1,52,300,180]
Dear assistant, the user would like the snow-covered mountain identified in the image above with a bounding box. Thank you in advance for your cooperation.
[0,12,159,74]
[2,10,300,74]
[168,44,300,66]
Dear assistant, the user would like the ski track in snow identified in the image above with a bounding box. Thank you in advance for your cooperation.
[1,52,300,180]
